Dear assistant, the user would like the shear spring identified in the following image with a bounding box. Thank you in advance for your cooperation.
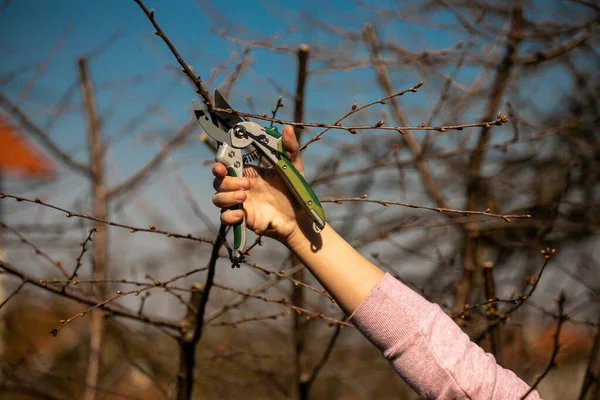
[242,150,260,164]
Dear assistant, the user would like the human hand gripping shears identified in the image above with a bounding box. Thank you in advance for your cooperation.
[193,90,326,260]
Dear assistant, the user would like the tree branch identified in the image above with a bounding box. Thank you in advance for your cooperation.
[0,92,91,176]
[106,119,196,200]
[0,259,180,330]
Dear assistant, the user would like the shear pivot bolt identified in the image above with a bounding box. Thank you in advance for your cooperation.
[282,165,287,170]
[233,125,246,138]
[228,151,235,158]
[234,161,241,168]
[307,200,312,205]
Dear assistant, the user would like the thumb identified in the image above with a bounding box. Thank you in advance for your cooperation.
[281,125,305,176]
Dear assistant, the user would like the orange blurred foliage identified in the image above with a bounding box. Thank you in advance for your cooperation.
[0,117,55,177]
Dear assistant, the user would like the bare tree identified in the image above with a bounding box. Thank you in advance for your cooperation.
[0,0,599,399]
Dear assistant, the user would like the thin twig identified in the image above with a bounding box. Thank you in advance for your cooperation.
[453,251,553,320]
[303,315,347,390]
[0,280,27,310]
[0,193,214,245]
[300,82,424,151]
[209,311,289,327]
[0,259,180,330]
[520,291,567,399]
[0,92,90,176]
[132,0,213,110]
[0,221,69,276]
[322,197,531,221]
[62,227,97,293]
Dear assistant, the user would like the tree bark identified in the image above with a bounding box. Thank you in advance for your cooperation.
[78,57,107,400]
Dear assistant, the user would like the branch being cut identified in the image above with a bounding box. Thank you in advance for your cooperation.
[214,105,507,134]
[133,0,213,111]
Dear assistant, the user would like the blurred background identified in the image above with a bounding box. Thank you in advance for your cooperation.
[1,0,599,398]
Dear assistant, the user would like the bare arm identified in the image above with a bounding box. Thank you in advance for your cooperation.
[212,125,540,399]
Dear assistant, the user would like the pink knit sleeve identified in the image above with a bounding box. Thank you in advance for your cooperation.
[349,273,541,399]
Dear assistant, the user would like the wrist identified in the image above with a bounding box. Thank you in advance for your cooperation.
[283,214,326,254]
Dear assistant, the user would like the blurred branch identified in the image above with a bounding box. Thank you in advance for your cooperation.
[0,280,26,310]
[454,251,553,321]
[520,291,566,399]
[302,315,347,395]
[240,259,333,302]
[363,22,451,213]
[572,0,600,12]
[78,57,106,400]
[213,283,350,327]
[177,223,226,400]
[457,3,523,317]
[218,48,251,99]
[83,27,125,60]
[578,314,600,400]
[17,23,72,106]
[0,221,69,276]
[0,259,180,330]
[291,44,309,400]
[106,119,196,200]
[203,264,305,323]
[133,0,213,111]
[515,25,595,65]
[0,92,91,176]
[209,310,289,327]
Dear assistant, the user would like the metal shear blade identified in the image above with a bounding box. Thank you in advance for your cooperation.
[214,89,243,130]
[192,99,231,145]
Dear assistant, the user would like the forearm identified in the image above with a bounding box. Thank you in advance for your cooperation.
[350,274,540,399]
[285,219,539,399]
[285,216,384,315]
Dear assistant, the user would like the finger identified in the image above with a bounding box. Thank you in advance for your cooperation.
[281,125,305,175]
[212,190,247,208]
[220,209,245,225]
[212,162,227,178]
[213,175,250,192]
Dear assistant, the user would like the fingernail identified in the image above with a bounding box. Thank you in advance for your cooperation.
[235,210,244,217]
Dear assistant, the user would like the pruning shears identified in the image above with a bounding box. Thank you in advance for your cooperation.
[192,90,326,260]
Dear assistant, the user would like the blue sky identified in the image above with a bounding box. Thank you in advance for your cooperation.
[1,1,592,318]
[0,0,460,197]
[0,0,579,237]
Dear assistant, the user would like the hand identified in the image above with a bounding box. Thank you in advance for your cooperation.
[212,125,307,245]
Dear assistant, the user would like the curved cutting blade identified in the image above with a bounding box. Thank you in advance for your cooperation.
[214,89,243,130]
[192,99,231,144]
